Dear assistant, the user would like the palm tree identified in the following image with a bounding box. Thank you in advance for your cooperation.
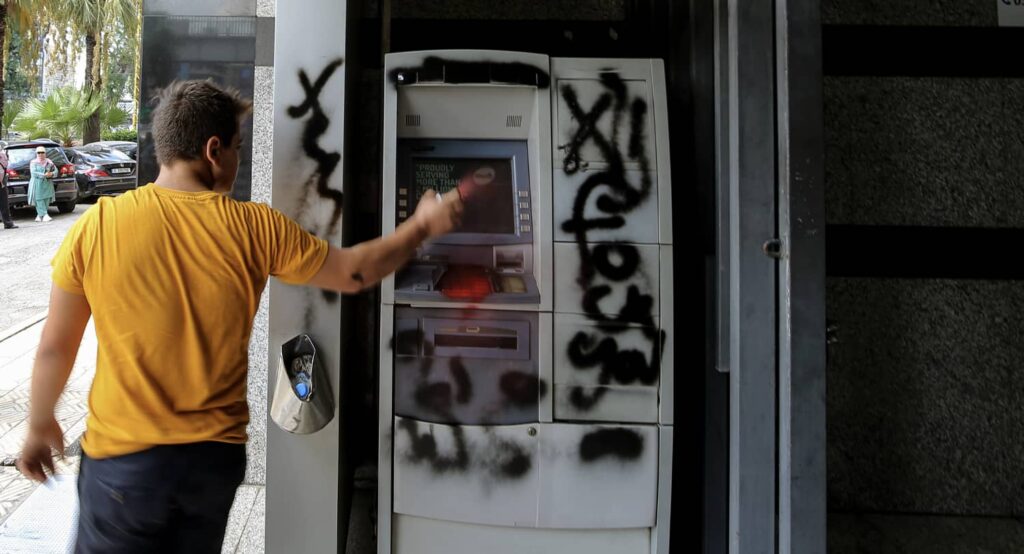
[13,86,102,145]
[51,0,139,143]
[3,99,22,138]
[99,101,128,130]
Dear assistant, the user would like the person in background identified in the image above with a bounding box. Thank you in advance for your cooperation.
[27,146,56,223]
[0,146,17,229]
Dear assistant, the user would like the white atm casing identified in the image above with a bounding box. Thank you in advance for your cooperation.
[379,50,674,554]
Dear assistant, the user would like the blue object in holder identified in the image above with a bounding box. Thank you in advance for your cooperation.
[270,334,335,434]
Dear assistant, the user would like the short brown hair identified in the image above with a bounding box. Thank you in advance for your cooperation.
[151,80,253,165]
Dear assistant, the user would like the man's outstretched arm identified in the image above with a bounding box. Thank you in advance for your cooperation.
[307,188,463,293]
[18,285,91,482]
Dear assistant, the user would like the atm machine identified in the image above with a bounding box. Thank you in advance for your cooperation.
[379,50,674,554]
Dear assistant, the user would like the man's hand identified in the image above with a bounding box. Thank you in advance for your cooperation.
[413,188,463,238]
[17,416,65,482]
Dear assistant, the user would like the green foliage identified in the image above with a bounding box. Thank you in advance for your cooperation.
[3,100,23,136]
[101,128,136,142]
[13,87,102,146]
[99,102,129,130]
[3,28,34,100]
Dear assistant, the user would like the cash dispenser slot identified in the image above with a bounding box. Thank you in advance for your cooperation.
[424,317,530,360]
[434,330,518,350]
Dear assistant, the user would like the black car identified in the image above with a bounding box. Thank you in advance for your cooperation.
[84,140,137,160]
[68,145,138,199]
[3,139,78,214]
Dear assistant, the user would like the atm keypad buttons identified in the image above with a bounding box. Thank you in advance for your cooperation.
[520,202,530,209]
[520,213,530,221]
[399,188,408,195]
[521,224,531,233]
[398,199,408,207]
[519,190,529,197]
[398,210,407,218]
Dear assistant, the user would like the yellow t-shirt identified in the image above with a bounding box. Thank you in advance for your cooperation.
[51,183,329,459]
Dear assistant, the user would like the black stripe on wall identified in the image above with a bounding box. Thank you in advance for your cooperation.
[827,225,1024,280]
[823,25,1024,78]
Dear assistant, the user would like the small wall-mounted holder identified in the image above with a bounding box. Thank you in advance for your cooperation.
[270,334,335,434]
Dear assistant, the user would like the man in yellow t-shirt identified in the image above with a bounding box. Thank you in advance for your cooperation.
[16,81,462,553]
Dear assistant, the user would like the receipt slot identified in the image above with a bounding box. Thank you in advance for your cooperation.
[380,51,674,554]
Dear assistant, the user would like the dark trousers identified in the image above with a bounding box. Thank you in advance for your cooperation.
[0,181,13,228]
[76,442,246,554]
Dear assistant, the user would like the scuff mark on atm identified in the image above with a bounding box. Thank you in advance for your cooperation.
[286,58,346,239]
[388,57,550,89]
[559,72,666,414]
[579,428,644,462]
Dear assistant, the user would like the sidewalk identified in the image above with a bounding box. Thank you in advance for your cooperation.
[0,319,265,553]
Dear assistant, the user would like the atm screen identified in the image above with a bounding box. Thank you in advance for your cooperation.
[412,157,516,235]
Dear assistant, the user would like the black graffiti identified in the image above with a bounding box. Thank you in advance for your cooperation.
[398,418,469,473]
[287,58,345,239]
[414,382,453,415]
[393,328,422,355]
[499,371,548,408]
[397,419,534,480]
[388,57,550,89]
[569,386,608,411]
[499,449,531,478]
[579,428,644,462]
[567,330,658,386]
[590,243,640,282]
[560,73,665,413]
[394,320,549,481]
[450,357,472,404]
[490,436,533,479]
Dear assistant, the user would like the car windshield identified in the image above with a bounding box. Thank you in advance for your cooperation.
[7,147,68,168]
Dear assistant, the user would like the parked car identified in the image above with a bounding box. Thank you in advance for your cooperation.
[68,145,138,199]
[84,140,137,160]
[3,139,78,214]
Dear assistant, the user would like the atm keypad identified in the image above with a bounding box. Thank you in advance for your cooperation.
[397,187,411,224]
[517,190,532,235]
